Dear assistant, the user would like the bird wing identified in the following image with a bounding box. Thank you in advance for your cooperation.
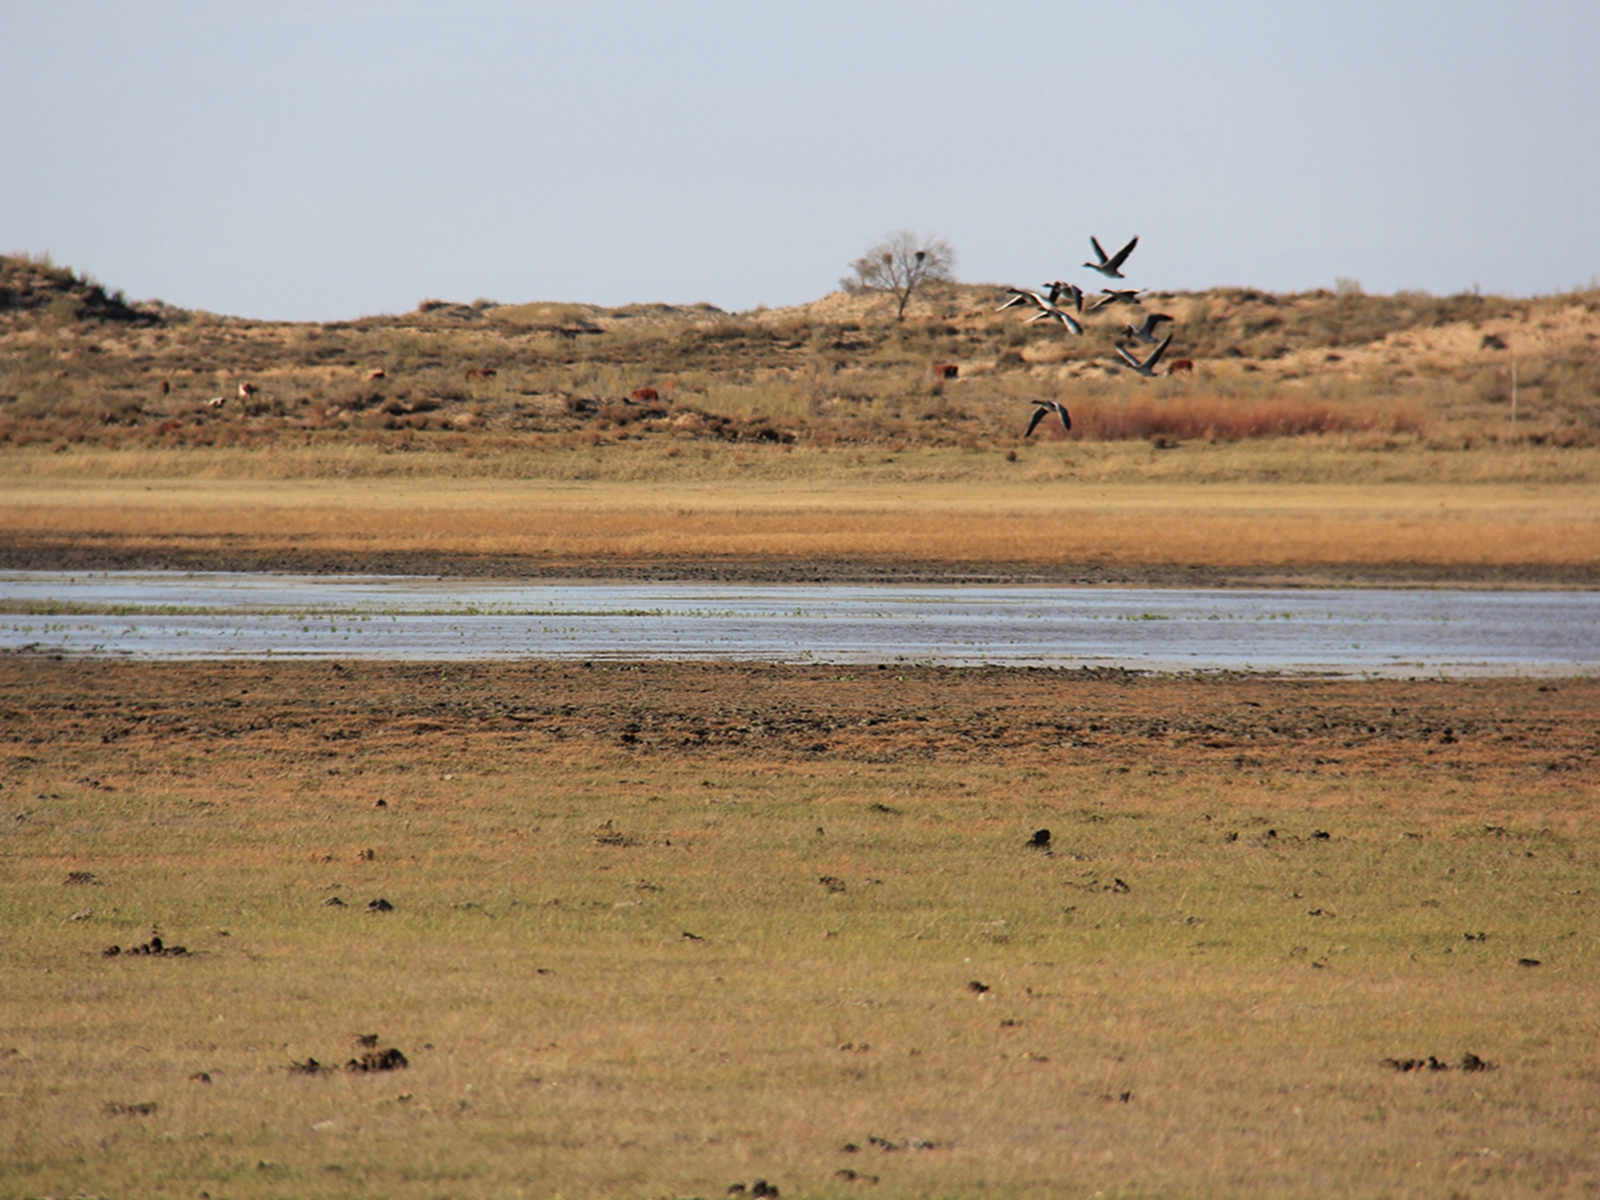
[1052,402,1071,432]
[1144,334,1173,370]
[1107,236,1139,270]
[996,290,1043,311]
[1113,344,1142,368]
[1088,236,1110,265]
[1027,307,1082,334]
[1024,405,1049,438]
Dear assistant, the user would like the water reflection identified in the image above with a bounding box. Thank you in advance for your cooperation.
[1,571,1595,676]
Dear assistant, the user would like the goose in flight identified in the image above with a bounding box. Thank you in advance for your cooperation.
[1024,304,1084,335]
[1024,399,1072,437]
[1124,312,1174,344]
[1114,334,1173,377]
[995,281,1069,313]
[1098,288,1146,306]
[1048,281,1086,313]
[1084,235,1139,279]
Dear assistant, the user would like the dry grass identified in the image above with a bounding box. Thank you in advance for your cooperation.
[3,255,1598,467]
[3,661,1599,1198]
[2,465,1597,578]
[4,254,1597,581]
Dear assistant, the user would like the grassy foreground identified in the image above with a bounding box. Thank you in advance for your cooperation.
[4,661,1599,1198]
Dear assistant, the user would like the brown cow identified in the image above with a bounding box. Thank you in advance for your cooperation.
[1167,358,1194,376]
[932,363,959,379]
[464,367,498,382]
[630,387,660,403]
[236,382,258,400]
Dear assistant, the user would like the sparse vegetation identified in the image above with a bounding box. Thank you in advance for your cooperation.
[3,660,1598,1199]
[0,254,1593,473]
[2,254,1597,467]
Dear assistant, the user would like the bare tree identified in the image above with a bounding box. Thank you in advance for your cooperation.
[842,230,956,321]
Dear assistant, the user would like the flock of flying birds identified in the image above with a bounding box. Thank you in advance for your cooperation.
[995,234,1176,438]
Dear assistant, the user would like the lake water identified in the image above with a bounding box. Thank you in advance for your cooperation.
[1,571,1596,676]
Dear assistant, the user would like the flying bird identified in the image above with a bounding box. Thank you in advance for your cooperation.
[1024,399,1072,437]
[995,281,1070,313]
[1042,281,1083,312]
[1114,334,1173,378]
[1098,288,1146,306]
[1084,235,1139,279]
[1124,312,1174,344]
[1024,305,1083,334]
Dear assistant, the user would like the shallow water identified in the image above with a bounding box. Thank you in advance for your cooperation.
[1,572,1596,676]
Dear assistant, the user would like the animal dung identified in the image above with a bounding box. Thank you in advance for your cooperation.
[102,934,187,957]
[346,1047,409,1073]
[291,1045,409,1074]
[1381,1054,1496,1073]
[104,1100,158,1116]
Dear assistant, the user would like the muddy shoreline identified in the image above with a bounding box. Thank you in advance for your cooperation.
[2,545,1595,589]
[5,659,1596,784]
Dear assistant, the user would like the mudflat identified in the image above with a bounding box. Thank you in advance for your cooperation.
[4,659,1598,1198]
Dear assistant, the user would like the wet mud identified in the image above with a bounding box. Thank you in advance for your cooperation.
[3,659,1594,786]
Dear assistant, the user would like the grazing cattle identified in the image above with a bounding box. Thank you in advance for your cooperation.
[933,363,959,379]
[236,382,257,400]
[158,380,170,396]
[630,387,660,403]
[365,368,386,381]
[1167,358,1195,375]
[206,396,226,408]
[464,367,497,382]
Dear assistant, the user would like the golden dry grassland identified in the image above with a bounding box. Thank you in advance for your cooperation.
[2,461,1598,581]
[3,661,1599,1199]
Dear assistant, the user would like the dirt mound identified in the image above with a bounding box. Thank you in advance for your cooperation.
[0,255,164,325]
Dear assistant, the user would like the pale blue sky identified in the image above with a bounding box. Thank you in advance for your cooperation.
[4,1,1596,321]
